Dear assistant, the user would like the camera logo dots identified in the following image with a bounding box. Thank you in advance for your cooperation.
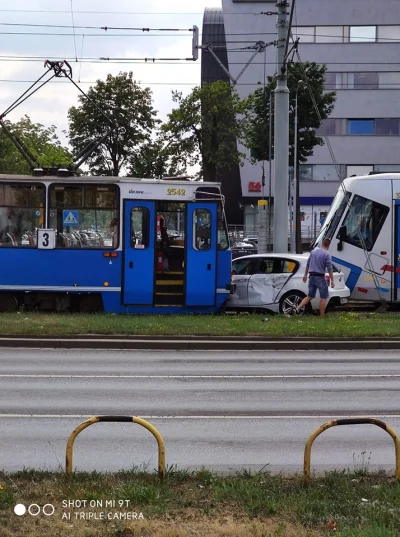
[14,503,55,516]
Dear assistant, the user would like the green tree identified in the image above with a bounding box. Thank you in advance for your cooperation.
[244,62,336,251]
[128,129,187,179]
[162,81,246,181]
[68,72,158,176]
[0,115,72,174]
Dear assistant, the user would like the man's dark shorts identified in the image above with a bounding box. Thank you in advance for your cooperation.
[308,275,329,299]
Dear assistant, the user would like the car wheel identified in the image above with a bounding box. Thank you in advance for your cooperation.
[279,290,309,316]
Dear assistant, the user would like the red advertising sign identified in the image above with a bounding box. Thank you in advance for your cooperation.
[248,181,261,192]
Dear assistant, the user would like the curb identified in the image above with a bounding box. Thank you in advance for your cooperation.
[1,337,400,350]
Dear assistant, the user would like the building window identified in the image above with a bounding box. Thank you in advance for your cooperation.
[312,165,339,181]
[347,166,373,177]
[350,26,376,42]
[379,72,400,89]
[315,26,343,43]
[299,164,340,182]
[324,72,341,90]
[291,26,315,43]
[348,72,378,89]
[374,164,400,172]
[377,26,400,42]
[299,165,313,181]
[317,118,342,135]
[375,118,400,135]
[347,119,375,135]
[339,194,389,251]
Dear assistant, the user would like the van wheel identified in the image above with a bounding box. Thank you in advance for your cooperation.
[279,291,309,316]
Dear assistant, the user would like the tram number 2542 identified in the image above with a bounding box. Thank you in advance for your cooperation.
[167,188,186,196]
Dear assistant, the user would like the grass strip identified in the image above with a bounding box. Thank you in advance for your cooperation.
[0,468,399,536]
[0,311,400,338]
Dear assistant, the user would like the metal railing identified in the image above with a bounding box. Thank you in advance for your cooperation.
[228,225,321,243]
[304,418,400,482]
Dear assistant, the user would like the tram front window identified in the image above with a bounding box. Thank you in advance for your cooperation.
[338,194,389,251]
[313,190,350,247]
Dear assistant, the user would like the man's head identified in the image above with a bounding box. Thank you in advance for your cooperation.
[322,238,331,250]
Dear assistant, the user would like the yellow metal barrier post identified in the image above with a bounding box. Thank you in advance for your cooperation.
[304,418,400,482]
[66,416,165,478]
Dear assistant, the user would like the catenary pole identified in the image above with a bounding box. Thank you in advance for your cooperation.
[268,91,273,251]
[273,0,290,252]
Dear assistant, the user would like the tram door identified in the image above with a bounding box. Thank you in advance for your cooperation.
[186,203,217,306]
[123,200,155,305]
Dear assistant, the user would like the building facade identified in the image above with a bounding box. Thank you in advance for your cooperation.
[202,0,400,234]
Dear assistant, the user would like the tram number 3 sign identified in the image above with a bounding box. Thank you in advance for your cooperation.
[37,229,56,249]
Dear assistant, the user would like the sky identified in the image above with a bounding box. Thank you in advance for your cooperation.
[0,0,222,148]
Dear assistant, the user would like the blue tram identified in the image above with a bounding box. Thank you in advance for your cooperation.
[0,175,232,313]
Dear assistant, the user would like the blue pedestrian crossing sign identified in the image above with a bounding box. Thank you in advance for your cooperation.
[63,210,79,226]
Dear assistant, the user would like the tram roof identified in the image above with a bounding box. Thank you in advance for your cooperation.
[0,174,221,188]
[345,173,400,181]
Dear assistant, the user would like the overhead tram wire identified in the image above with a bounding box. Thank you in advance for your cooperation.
[1,55,399,66]
[70,0,78,62]
[2,79,400,88]
[2,24,400,42]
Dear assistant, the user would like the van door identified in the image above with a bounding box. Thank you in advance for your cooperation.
[186,203,217,306]
[123,200,155,305]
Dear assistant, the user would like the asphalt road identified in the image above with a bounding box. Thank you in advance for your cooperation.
[1,349,399,474]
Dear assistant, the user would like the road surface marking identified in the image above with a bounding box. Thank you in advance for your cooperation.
[1,374,400,379]
[1,414,400,419]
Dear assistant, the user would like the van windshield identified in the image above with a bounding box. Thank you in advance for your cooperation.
[313,190,351,247]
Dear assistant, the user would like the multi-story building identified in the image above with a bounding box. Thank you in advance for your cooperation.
[202,0,400,236]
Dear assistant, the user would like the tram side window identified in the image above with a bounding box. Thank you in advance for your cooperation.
[0,183,45,247]
[130,207,150,248]
[193,209,211,251]
[339,194,389,251]
[49,185,119,248]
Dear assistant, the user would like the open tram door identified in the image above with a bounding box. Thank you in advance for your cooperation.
[185,203,217,306]
[123,200,156,305]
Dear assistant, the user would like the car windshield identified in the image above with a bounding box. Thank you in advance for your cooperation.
[313,190,351,247]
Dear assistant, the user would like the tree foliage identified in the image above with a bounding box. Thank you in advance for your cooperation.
[0,115,72,174]
[244,62,336,166]
[68,72,158,176]
[128,129,187,179]
[162,81,246,181]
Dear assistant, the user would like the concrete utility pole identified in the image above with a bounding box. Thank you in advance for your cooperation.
[291,79,303,253]
[273,0,290,253]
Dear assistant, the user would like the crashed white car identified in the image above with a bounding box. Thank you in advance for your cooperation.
[227,253,350,314]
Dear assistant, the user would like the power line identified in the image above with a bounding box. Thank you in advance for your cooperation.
[1,22,400,43]
[1,56,400,66]
[0,22,195,31]
[2,25,400,43]
[0,32,194,37]
[0,79,400,88]
[0,10,255,14]
[70,0,77,61]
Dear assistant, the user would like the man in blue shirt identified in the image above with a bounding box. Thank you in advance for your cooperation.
[295,238,335,317]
